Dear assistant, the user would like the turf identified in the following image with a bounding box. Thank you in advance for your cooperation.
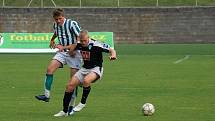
[1,0,215,7]
[0,44,215,121]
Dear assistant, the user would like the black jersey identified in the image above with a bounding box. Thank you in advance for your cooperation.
[76,39,111,69]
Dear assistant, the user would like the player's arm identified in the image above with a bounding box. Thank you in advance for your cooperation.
[49,33,57,49]
[68,44,78,56]
[109,48,117,60]
[99,42,117,60]
[56,44,76,52]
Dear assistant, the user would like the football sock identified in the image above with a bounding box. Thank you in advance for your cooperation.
[44,74,53,98]
[69,97,76,107]
[69,87,78,107]
[68,106,74,113]
[63,91,73,113]
[81,86,91,104]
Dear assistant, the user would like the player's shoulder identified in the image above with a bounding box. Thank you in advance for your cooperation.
[90,39,110,49]
[89,38,100,46]
[67,19,78,25]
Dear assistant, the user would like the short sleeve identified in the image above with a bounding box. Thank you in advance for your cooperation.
[94,41,110,53]
[70,21,81,36]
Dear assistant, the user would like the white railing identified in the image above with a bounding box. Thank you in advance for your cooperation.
[27,0,56,7]
[0,0,210,8]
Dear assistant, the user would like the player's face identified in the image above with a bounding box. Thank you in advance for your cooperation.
[80,35,89,47]
[54,15,65,25]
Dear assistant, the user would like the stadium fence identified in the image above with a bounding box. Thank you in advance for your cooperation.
[1,0,215,8]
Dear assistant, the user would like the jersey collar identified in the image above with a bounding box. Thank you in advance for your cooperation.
[57,18,66,26]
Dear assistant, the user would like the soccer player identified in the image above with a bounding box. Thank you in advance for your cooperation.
[54,30,117,117]
[35,8,81,115]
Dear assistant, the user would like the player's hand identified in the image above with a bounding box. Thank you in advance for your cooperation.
[109,56,117,61]
[68,51,76,57]
[49,40,55,49]
[55,44,64,52]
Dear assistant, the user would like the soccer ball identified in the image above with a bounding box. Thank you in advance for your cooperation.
[142,103,155,116]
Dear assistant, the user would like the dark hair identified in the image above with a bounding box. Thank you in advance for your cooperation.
[53,8,65,17]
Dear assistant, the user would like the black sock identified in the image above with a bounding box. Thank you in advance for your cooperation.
[68,106,73,113]
[81,86,91,104]
[63,91,73,113]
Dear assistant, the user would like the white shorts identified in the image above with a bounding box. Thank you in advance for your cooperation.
[53,51,82,69]
[74,66,103,84]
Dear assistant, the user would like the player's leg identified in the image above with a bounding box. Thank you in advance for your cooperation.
[68,87,78,115]
[68,68,79,115]
[66,55,81,114]
[36,52,66,102]
[73,72,99,112]
[82,72,98,103]
[45,60,62,96]
[54,76,80,117]
[35,59,62,102]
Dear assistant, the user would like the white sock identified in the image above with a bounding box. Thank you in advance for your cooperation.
[45,89,50,98]
[70,97,76,107]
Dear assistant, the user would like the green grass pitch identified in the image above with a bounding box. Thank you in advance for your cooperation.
[0,44,215,121]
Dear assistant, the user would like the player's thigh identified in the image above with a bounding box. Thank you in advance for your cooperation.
[83,72,99,85]
[47,59,62,73]
[70,68,79,78]
[67,76,80,91]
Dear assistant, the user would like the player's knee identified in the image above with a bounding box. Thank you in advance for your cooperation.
[66,81,76,92]
[47,67,54,74]
[83,79,91,87]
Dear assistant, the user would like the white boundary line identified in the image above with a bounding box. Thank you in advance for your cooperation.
[0,49,58,53]
[174,55,190,64]
[176,107,203,110]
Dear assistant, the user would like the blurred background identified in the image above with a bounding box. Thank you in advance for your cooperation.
[1,0,215,44]
[1,0,215,7]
